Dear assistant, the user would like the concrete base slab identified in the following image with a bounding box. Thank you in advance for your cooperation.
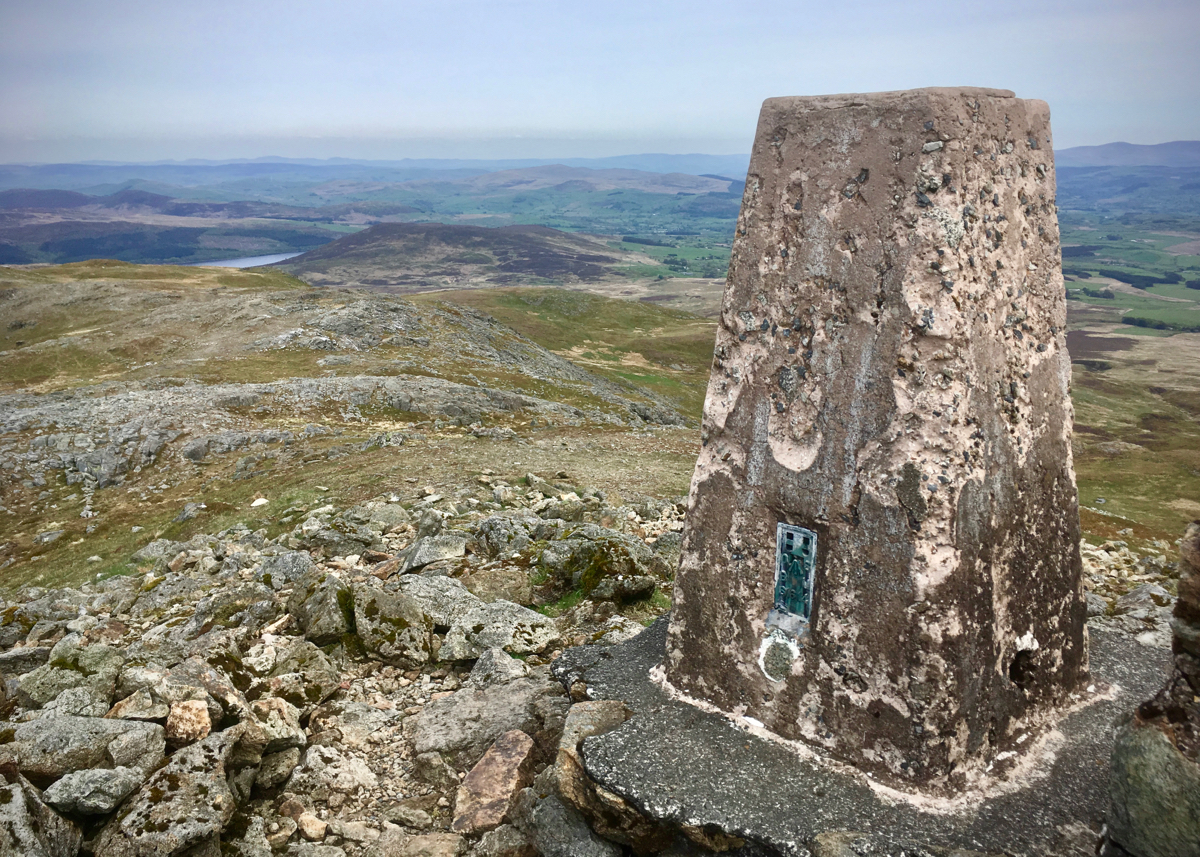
[553,618,1170,857]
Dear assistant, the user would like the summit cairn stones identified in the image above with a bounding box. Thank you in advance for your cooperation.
[664,87,1087,789]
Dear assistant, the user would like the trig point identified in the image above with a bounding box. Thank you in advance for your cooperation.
[664,87,1088,789]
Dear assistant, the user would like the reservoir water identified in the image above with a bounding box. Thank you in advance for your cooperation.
[184,252,302,268]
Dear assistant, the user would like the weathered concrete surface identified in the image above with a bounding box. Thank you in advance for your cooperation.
[665,87,1086,790]
[555,617,1168,857]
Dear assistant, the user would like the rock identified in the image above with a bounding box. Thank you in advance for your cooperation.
[182,438,209,461]
[473,824,537,857]
[392,576,482,628]
[106,688,170,721]
[130,539,183,565]
[525,794,622,857]
[174,502,205,523]
[411,752,459,792]
[402,535,468,572]
[0,715,165,788]
[352,583,433,667]
[40,684,111,717]
[93,726,247,857]
[555,701,629,808]
[462,567,533,606]
[255,747,301,790]
[0,769,81,857]
[258,638,340,716]
[412,674,568,768]
[332,820,379,843]
[473,515,541,558]
[223,815,273,857]
[290,572,355,646]
[0,646,51,676]
[292,845,347,857]
[250,697,306,754]
[183,581,279,638]
[538,525,667,596]
[1086,592,1109,618]
[534,495,585,522]
[383,803,433,830]
[267,815,297,849]
[256,550,316,591]
[588,574,657,604]
[396,833,465,857]
[440,601,561,661]
[1115,584,1174,616]
[129,573,205,620]
[166,698,212,746]
[1108,521,1200,856]
[287,745,378,795]
[1108,718,1200,857]
[365,502,410,530]
[452,730,536,834]
[415,510,445,540]
[42,766,143,816]
[166,655,248,723]
[553,700,669,851]
[467,648,529,689]
[17,633,123,709]
[308,701,399,749]
[298,812,328,842]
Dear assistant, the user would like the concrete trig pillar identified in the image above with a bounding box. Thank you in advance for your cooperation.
[664,87,1087,790]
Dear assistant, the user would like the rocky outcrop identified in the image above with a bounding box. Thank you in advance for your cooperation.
[0,477,682,856]
[1107,521,1200,856]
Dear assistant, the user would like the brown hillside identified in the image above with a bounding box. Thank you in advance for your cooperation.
[281,222,636,290]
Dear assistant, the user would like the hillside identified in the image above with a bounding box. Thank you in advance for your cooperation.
[1058,140,1200,167]
[0,261,700,592]
[280,222,643,289]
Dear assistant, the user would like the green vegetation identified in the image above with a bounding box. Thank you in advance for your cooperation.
[413,287,716,417]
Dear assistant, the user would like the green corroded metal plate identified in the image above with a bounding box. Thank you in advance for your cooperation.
[775,523,816,621]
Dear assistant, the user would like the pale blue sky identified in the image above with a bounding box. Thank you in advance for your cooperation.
[1,0,1196,162]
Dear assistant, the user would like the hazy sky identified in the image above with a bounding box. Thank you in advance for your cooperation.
[2,0,1197,163]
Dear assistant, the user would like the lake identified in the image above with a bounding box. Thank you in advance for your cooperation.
[184,252,302,268]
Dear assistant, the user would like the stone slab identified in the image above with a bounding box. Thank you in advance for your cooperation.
[553,618,1170,857]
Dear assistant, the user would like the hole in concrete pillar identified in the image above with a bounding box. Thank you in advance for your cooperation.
[1008,650,1036,689]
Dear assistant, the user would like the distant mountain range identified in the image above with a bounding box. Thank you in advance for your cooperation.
[1057,141,1200,168]
[0,154,753,194]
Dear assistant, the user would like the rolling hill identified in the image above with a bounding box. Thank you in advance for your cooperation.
[279,222,640,289]
[1058,141,1200,168]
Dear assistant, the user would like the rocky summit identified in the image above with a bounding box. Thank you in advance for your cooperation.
[0,471,691,857]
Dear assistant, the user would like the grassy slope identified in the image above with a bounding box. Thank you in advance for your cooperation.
[4,259,1198,591]
[412,288,717,418]
[0,263,702,591]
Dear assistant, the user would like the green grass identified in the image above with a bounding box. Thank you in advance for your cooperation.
[414,287,716,417]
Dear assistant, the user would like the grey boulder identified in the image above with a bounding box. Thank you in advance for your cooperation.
[256,551,316,591]
[440,601,561,661]
[16,633,123,709]
[0,771,81,857]
[1108,718,1200,857]
[93,726,247,857]
[0,715,164,788]
[392,576,482,629]
[289,572,354,646]
[402,535,468,573]
[412,673,568,768]
[353,583,432,667]
[42,766,143,816]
